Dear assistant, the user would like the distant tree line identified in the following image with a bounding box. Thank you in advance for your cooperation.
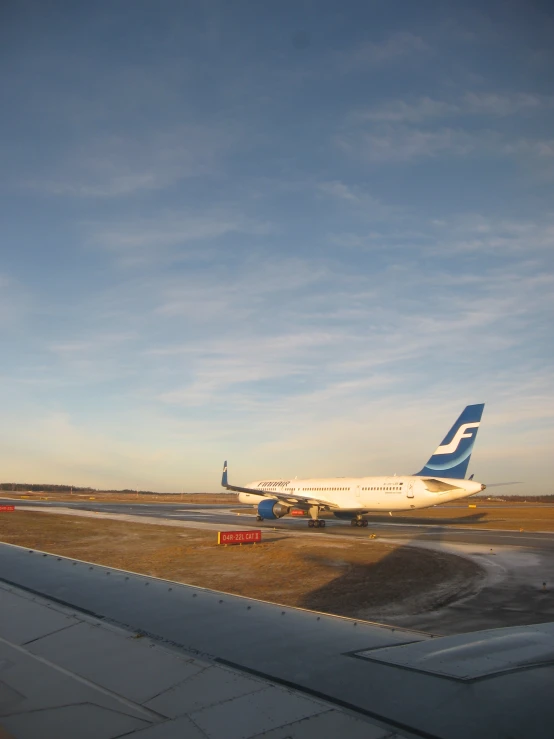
[0,482,165,495]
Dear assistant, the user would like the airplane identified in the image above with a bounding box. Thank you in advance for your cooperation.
[222,403,486,527]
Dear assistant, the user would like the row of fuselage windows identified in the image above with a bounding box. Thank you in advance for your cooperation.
[258,486,349,492]
[258,485,403,492]
[304,487,349,491]
[260,486,350,493]
[363,485,403,491]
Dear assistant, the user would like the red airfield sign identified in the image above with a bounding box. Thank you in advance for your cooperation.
[0,505,15,512]
[217,529,261,545]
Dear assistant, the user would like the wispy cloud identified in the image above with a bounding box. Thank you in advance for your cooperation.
[355,98,456,123]
[317,180,393,219]
[85,211,273,267]
[426,214,554,254]
[337,126,477,162]
[343,32,430,68]
[355,92,553,124]
[2,3,554,492]
[336,121,554,166]
[20,124,234,198]
[463,91,552,116]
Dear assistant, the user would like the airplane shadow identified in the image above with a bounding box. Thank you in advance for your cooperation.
[361,512,488,526]
[297,526,483,627]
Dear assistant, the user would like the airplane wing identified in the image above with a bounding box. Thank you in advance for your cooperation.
[221,460,339,509]
[3,541,554,739]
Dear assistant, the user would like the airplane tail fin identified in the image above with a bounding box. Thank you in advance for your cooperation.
[415,403,484,479]
[221,460,228,488]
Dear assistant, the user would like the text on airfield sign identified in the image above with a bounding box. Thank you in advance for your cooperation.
[0,505,15,512]
[217,530,261,545]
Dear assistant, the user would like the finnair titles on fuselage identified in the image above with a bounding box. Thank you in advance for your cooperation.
[222,404,486,527]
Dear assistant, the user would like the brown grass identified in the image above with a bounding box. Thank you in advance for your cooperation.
[0,511,480,619]
[0,492,236,504]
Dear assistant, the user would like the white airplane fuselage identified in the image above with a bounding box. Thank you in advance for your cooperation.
[238,475,484,513]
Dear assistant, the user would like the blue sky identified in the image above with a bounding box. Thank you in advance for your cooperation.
[1,1,553,492]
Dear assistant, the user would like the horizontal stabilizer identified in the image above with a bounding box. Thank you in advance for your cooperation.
[484,482,522,488]
[421,478,460,492]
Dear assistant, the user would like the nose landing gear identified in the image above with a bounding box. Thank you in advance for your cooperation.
[351,517,368,527]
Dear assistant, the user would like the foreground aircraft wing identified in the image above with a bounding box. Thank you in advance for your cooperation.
[3,541,554,739]
[221,460,339,509]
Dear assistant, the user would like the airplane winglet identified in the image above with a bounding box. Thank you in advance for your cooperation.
[221,460,228,488]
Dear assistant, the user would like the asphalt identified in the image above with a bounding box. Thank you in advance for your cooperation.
[5,497,554,549]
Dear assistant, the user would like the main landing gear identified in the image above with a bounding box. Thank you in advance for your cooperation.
[308,519,326,528]
[307,505,325,529]
[351,517,369,528]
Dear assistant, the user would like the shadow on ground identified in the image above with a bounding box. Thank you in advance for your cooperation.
[362,512,488,526]
[298,528,482,620]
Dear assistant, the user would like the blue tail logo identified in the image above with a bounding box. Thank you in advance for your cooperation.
[415,403,484,479]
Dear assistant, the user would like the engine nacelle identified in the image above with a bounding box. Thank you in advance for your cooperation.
[257,499,289,520]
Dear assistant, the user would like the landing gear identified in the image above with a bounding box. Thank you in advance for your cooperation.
[256,515,263,521]
[351,517,368,528]
[308,519,326,528]
[308,506,325,528]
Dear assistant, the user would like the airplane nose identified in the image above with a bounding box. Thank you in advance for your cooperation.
[481,484,486,491]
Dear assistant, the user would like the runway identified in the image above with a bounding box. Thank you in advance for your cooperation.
[5,497,554,550]
[4,498,554,635]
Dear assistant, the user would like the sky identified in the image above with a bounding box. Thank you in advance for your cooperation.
[1,0,553,493]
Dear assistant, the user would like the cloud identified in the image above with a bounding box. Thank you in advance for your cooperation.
[2,223,552,490]
[355,92,553,124]
[503,138,554,158]
[344,32,430,68]
[20,124,234,198]
[336,120,554,166]
[463,91,552,116]
[427,214,554,254]
[355,97,456,123]
[317,180,393,219]
[337,126,477,162]
[85,211,272,267]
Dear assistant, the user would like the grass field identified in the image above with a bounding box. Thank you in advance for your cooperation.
[0,491,236,504]
[0,510,480,621]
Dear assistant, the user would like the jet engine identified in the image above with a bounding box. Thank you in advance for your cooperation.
[257,499,289,519]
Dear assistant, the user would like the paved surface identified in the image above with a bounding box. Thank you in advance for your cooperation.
[1,543,554,739]
[6,497,554,543]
